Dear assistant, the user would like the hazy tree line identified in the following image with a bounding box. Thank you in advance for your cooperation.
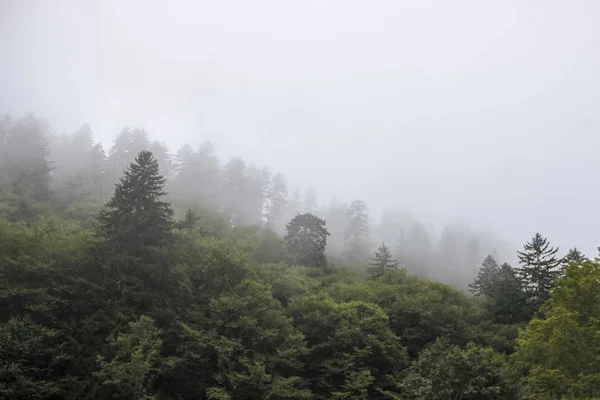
[1,112,600,399]
[0,113,513,290]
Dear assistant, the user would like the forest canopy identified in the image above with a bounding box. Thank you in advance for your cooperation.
[0,113,599,399]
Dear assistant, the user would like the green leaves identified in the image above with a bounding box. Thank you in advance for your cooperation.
[513,260,600,399]
[284,213,330,268]
[94,316,162,400]
[402,339,517,400]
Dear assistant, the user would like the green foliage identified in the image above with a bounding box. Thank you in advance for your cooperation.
[290,294,408,398]
[469,255,499,296]
[516,233,562,315]
[513,260,600,399]
[97,150,174,255]
[402,339,518,400]
[0,317,62,399]
[284,213,330,268]
[563,246,587,266]
[367,242,400,278]
[343,200,371,263]
[4,113,596,399]
[93,315,162,400]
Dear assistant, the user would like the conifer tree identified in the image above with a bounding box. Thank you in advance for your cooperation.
[563,247,586,266]
[265,172,288,231]
[177,209,201,233]
[517,233,562,312]
[97,150,174,256]
[2,114,52,201]
[368,243,400,278]
[489,263,526,324]
[97,151,176,316]
[468,255,499,296]
[284,213,330,268]
[344,199,372,262]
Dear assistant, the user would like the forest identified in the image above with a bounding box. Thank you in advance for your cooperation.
[1,113,599,399]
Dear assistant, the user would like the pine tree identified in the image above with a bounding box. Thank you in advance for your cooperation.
[177,209,201,232]
[97,150,174,256]
[367,243,400,278]
[563,247,586,266]
[97,151,176,315]
[517,233,562,312]
[468,255,499,296]
[265,172,288,231]
[221,157,247,225]
[2,114,52,201]
[344,199,372,263]
[284,213,330,268]
[489,263,526,324]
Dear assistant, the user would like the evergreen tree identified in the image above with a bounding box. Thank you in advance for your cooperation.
[468,255,499,296]
[265,172,288,231]
[489,263,526,324]
[1,114,52,201]
[97,151,176,317]
[177,209,201,233]
[344,199,371,262]
[284,213,330,268]
[149,140,172,181]
[97,150,174,255]
[242,164,269,227]
[221,157,247,225]
[563,247,586,266]
[517,233,562,313]
[367,243,400,278]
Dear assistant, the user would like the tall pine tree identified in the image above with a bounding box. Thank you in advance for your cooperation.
[368,243,400,278]
[344,199,371,263]
[468,255,499,296]
[489,263,526,324]
[563,247,586,266]
[97,150,174,255]
[517,233,561,313]
[96,150,176,316]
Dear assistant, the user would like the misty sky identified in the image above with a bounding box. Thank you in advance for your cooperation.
[1,0,600,256]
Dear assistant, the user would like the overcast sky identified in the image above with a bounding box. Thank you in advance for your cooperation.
[1,0,600,255]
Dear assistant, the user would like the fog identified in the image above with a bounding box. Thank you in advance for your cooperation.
[2,0,600,280]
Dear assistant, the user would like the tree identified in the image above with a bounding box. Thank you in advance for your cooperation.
[513,260,600,399]
[284,213,330,268]
[1,114,52,202]
[177,209,202,233]
[367,243,400,278]
[97,150,174,255]
[469,255,499,296]
[289,296,408,398]
[343,200,371,263]
[93,315,162,400]
[402,339,518,400]
[516,233,562,313]
[96,151,176,315]
[563,246,587,266]
[221,158,247,225]
[178,280,310,399]
[0,317,62,399]
[149,140,172,181]
[265,172,288,232]
[488,263,526,324]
